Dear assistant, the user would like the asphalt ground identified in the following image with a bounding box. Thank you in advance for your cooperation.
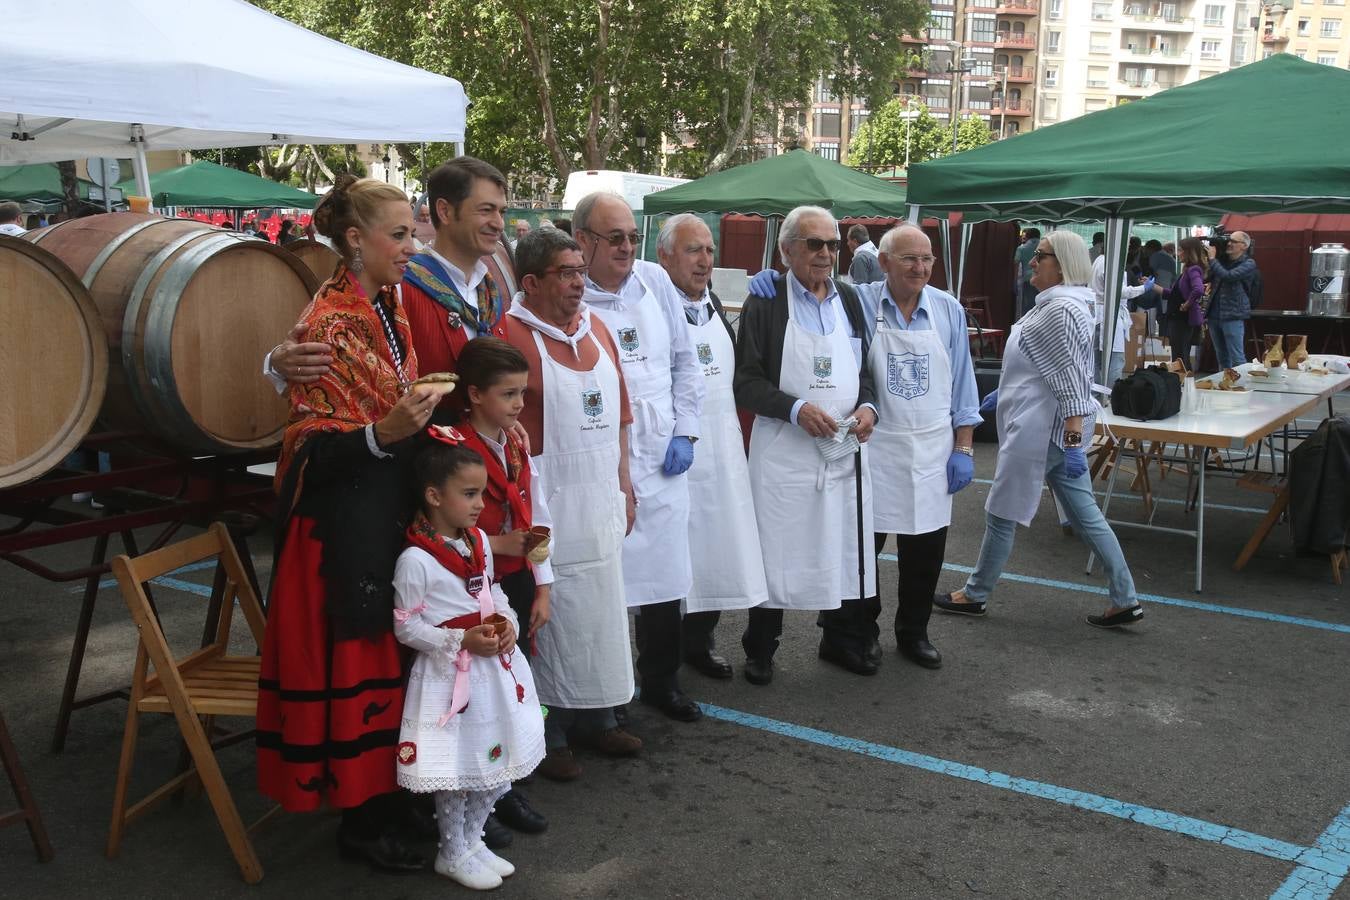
[1,402,1347,899]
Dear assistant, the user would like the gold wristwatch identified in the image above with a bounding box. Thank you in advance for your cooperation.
[1063,430,1083,447]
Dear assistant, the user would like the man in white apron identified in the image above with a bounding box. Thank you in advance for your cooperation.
[500,229,643,782]
[574,193,706,722]
[657,214,768,681]
[850,225,981,669]
[733,205,878,685]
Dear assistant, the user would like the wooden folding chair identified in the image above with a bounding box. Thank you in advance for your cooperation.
[106,522,267,884]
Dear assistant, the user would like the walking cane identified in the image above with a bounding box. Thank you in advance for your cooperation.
[855,446,865,604]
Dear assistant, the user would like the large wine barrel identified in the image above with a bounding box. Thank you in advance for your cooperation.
[0,236,109,488]
[27,213,318,453]
[286,238,340,285]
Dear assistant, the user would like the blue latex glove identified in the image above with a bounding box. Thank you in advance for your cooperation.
[946,451,974,494]
[748,269,782,299]
[1141,276,1156,294]
[662,435,695,475]
[1063,446,1088,479]
[979,389,998,414]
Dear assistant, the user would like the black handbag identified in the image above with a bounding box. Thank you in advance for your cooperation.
[1110,365,1182,421]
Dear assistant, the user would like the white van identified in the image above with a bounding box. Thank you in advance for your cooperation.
[560,170,688,213]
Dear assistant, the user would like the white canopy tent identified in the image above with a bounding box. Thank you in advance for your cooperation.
[0,0,468,198]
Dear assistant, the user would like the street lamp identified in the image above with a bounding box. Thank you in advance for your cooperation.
[381,147,391,183]
[947,41,975,155]
[993,65,1010,139]
[635,122,648,171]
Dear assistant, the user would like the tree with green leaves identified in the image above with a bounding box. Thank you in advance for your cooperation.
[848,98,994,171]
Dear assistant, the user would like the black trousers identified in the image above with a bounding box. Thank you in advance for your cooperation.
[635,599,684,692]
[1166,318,1200,370]
[872,529,944,642]
[742,607,784,661]
[499,568,537,657]
[682,610,721,654]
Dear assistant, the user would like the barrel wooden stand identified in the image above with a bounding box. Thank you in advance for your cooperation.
[0,709,54,862]
[0,436,273,752]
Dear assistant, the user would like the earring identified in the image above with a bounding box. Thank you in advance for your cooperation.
[350,246,365,274]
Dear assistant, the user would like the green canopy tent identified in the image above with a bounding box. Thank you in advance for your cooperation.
[115,159,319,210]
[906,54,1350,378]
[0,163,112,211]
[642,149,910,269]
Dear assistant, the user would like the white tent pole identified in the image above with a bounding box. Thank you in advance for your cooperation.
[454,141,466,157]
[906,203,920,224]
[939,218,953,294]
[130,124,153,209]
[1100,216,1132,385]
[956,220,973,301]
[762,217,781,272]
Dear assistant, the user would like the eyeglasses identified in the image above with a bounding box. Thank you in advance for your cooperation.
[896,254,937,268]
[584,228,643,247]
[541,266,589,282]
[796,237,841,252]
[1032,250,1056,261]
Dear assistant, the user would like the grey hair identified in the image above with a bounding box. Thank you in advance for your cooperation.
[877,222,928,255]
[1042,230,1093,286]
[846,223,870,244]
[657,213,706,256]
[778,205,836,263]
[572,191,626,234]
[1229,230,1253,251]
[516,228,582,281]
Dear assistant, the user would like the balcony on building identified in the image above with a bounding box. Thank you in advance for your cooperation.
[995,0,1039,14]
[1002,64,1034,82]
[994,31,1037,49]
[1123,2,1194,32]
[1261,26,1289,44]
[989,96,1033,116]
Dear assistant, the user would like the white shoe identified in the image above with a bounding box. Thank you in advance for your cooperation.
[474,842,515,878]
[434,847,503,890]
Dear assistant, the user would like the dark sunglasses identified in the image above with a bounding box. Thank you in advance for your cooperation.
[585,228,643,247]
[796,237,841,252]
[1032,249,1056,260]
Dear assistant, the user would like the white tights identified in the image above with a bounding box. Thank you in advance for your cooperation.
[434,786,509,863]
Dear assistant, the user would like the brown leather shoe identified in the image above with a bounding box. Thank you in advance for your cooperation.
[575,727,643,757]
[536,747,582,782]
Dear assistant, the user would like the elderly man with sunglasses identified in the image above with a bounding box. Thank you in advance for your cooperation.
[746,222,979,673]
[734,205,879,683]
[573,192,707,724]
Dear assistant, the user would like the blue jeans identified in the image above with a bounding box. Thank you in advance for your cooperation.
[963,444,1138,609]
[544,706,617,749]
[1210,318,1247,369]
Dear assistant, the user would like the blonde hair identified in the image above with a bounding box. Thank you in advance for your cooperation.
[313,175,409,260]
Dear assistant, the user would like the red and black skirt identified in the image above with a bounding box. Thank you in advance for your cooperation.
[256,516,405,812]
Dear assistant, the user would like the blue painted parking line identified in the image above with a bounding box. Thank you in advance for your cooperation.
[1271,804,1350,899]
[69,559,218,594]
[877,554,1350,635]
[700,703,1349,888]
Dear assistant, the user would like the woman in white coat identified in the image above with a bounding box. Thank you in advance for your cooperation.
[934,230,1144,629]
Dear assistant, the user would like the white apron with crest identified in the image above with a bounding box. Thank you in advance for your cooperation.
[748,288,876,610]
[588,277,693,607]
[526,329,634,709]
[868,301,955,535]
[684,303,768,612]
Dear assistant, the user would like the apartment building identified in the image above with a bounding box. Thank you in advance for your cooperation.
[1257,1,1350,66]
[1035,1,1261,126]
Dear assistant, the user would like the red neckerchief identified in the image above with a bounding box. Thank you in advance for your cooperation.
[459,427,532,533]
[405,513,485,584]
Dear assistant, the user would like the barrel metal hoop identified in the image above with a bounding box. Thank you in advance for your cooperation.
[120,231,216,439]
[144,233,254,450]
[24,218,72,246]
[80,218,178,289]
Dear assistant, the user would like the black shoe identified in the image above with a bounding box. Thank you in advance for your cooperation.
[685,650,734,680]
[494,790,547,834]
[482,813,514,850]
[336,826,427,873]
[864,639,883,667]
[614,704,630,727]
[897,638,943,669]
[818,640,879,676]
[400,797,438,841]
[1086,605,1145,629]
[933,592,987,617]
[639,688,703,722]
[743,657,774,686]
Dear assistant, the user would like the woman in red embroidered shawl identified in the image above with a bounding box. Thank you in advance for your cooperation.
[256,176,438,871]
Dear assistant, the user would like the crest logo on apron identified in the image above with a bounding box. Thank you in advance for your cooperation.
[447,310,461,329]
[618,326,640,352]
[887,351,930,399]
[581,389,604,418]
[697,342,713,365]
[813,356,833,379]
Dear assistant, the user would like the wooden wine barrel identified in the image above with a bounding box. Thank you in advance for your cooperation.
[26,213,318,453]
[0,236,109,488]
[286,238,340,285]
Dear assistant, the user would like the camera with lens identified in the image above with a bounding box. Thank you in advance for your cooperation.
[1205,226,1229,254]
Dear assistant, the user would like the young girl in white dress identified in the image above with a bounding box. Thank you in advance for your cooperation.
[393,432,546,890]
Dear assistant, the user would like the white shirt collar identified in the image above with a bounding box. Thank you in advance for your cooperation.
[506,292,594,356]
[787,271,839,306]
[423,245,487,296]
